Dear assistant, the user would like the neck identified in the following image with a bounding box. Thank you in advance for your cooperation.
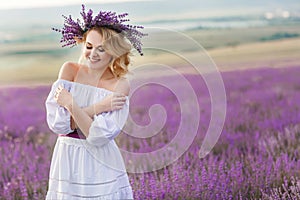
[87,67,105,79]
[87,66,115,81]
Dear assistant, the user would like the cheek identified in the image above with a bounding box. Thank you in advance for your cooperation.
[83,49,91,58]
[102,53,112,61]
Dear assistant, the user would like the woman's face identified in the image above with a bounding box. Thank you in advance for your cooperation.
[83,30,112,70]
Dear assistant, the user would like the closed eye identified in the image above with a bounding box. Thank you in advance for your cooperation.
[85,42,105,52]
[86,42,93,50]
[97,47,105,52]
[86,45,92,50]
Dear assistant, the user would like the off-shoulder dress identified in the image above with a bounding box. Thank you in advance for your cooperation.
[45,79,133,200]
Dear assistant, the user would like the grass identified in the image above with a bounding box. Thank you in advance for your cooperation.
[0,24,300,85]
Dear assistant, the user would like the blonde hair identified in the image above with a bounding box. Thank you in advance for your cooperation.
[78,27,132,77]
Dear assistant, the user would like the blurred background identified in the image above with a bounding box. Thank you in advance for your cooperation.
[0,0,299,85]
[1,1,300,199]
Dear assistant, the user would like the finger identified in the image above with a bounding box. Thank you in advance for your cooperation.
[116,98,126,103]
[112,95,126,100]
[112,101,125,107]
[57,86,64,94]
[115,97,126,102]
[111,105,122,111]
[111,99,125,105]
[118,94,126,98]
[60,88,68,94]
[115,105,123,110]
[59,84,64,90]
[59,88,65,93]
[55,88,60,92]
[113,92,125,98]
[56,85,64,92]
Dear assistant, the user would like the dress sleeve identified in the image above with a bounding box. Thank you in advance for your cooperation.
[45,79,74,134]
[87,97,129,147]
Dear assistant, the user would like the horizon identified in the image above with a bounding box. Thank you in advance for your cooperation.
[0,0,299,23]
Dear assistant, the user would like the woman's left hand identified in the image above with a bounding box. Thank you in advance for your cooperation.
[54,84,73,109]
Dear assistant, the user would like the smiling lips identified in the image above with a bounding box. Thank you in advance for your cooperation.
[89,57,101,63]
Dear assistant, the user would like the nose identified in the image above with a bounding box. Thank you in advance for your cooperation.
[90,48,98,58]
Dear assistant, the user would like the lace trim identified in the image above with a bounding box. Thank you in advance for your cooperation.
[47,185,132,198]
[49,173,127,185]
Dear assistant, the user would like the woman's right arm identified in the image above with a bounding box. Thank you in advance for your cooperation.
[45,62,79,133]
[45,79,74,134]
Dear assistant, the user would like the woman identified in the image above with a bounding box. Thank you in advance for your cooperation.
[45,5,146,199]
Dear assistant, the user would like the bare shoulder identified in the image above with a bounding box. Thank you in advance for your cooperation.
[114,77,130,96]
[58,61,80,81]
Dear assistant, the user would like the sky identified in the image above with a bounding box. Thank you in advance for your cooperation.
[1,0,299,11]
[0,0,152,10]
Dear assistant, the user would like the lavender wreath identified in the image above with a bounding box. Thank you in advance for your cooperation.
[52,4,147,55]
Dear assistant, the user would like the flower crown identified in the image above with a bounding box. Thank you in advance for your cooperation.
[52,4,147,55]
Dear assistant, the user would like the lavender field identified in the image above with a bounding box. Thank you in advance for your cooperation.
[0,66,300,199]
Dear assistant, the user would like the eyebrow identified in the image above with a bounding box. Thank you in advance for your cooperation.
[86,42,103,48]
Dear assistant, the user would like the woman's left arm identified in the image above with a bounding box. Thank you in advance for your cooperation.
[82,93,127,117]
[82,78,130,117]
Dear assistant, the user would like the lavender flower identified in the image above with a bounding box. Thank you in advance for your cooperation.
[52,4,147,55]
[1,66,300,199]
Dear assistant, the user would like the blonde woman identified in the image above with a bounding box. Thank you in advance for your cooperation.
[45,5,146,199]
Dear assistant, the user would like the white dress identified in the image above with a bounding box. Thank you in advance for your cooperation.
[45,79,133,200]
